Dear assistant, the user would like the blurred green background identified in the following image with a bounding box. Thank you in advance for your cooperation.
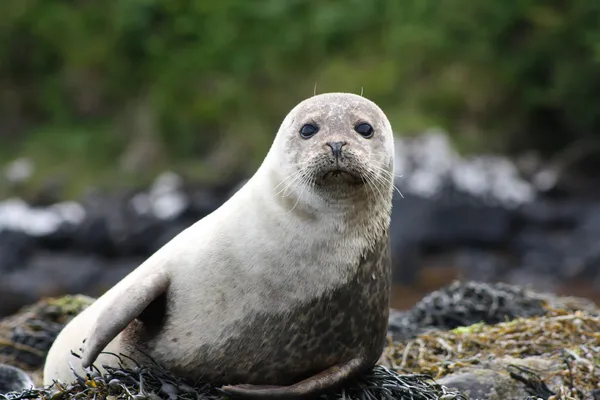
[1,0,600,198]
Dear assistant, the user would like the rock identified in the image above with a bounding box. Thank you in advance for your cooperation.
[4,251,105,298]
[514,199,585,229]
[393,130,535,208]
[0,285,37,328]
[0,364,34,394]
[436,356,559,400]
[437,369,529,400]
[383,296,600,399]
[0,229,35,274]
[3,159,34,185]
[0,198,85,238]
[389,192,432,285]
[0,295,94,379]
[387,281,549,341]
[454,249,509,282]
[0,253,146,318]
[87,260,140,297]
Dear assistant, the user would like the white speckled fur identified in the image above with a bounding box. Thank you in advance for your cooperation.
[42,92,395,386]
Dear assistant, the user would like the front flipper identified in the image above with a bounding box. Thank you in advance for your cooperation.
[221,358,364,399]
[80,269,170,369]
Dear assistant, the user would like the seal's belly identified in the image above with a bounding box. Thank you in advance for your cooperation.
[142,276,388,386]
[133,236,391,386]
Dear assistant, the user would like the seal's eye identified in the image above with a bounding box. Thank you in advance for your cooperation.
[300,124,319,139]
[355,123,374,138]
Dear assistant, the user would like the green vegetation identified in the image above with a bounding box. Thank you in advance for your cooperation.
[1,0,600,196]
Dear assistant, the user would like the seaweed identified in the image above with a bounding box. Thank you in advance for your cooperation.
[2,282,599,399]
[388,281,598,342]
[382,308,600,398]
[1,351,467,400]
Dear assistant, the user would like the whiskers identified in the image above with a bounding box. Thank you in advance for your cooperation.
[271,160,317,214]
[363,162,404,199]
[270,158,402,214]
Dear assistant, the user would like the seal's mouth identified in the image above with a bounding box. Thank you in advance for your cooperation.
[320,169,361,184]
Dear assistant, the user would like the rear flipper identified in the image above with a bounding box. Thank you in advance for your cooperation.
[221,358,364,399]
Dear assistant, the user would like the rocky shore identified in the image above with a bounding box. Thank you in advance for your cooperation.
[0,281,598,399]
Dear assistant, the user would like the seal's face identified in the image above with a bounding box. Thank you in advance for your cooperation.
[276,92,394,197]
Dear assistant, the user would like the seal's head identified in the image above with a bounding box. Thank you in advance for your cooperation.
[267,92,394,202]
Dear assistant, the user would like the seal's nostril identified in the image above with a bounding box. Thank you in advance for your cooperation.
[327,141,347,158]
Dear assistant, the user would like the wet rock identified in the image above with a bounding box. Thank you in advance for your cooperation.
[437,369,529,400]
[0,198,85,238]
[3,158,34,186]
[87,260,140,297]
[0,364,34,394]
[383,296,600,400]
[0,295,94,377]
[436,356,558,400]
[389,193,432,285]
[454,249,508,282]
[0,254,146,318]
[385,280,580,341]
[0,229,35,274]
[393,131,535,208]
[5,252,105,297]
[0,285,37,322]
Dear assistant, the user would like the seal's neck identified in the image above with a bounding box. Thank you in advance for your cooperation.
[253,164,393,253]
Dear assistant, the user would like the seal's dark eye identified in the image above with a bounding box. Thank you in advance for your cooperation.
[300,124,319,139]
[355,123,374,138]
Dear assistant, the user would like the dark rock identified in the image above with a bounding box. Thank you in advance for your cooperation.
[0,230,35,274]
[425,201,512,247]
[87,259,141,297]
[437,369,529,400]
[578,204,600,234]
[391,190,512,249]
[0,295,94,374]
[387,281,549,341]
[2,252,104,304]
[454,250,509,282]
[501,269,558,294]
[0,285,37,320]
[389,188,513,286]
[0,364,34,394]
[389,193,432,284]
[514,200,585,229]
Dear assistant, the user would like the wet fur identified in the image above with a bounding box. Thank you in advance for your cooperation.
[42,93,395,398]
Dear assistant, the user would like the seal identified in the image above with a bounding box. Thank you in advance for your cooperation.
[42,92,396,399]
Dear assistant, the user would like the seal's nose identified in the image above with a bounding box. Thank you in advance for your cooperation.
[327,141,347,158]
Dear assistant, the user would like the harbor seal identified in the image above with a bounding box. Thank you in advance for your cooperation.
[43,92,396,398]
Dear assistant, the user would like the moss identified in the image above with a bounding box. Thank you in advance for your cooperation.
[450,322,485,334]
[46,295,95,317]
